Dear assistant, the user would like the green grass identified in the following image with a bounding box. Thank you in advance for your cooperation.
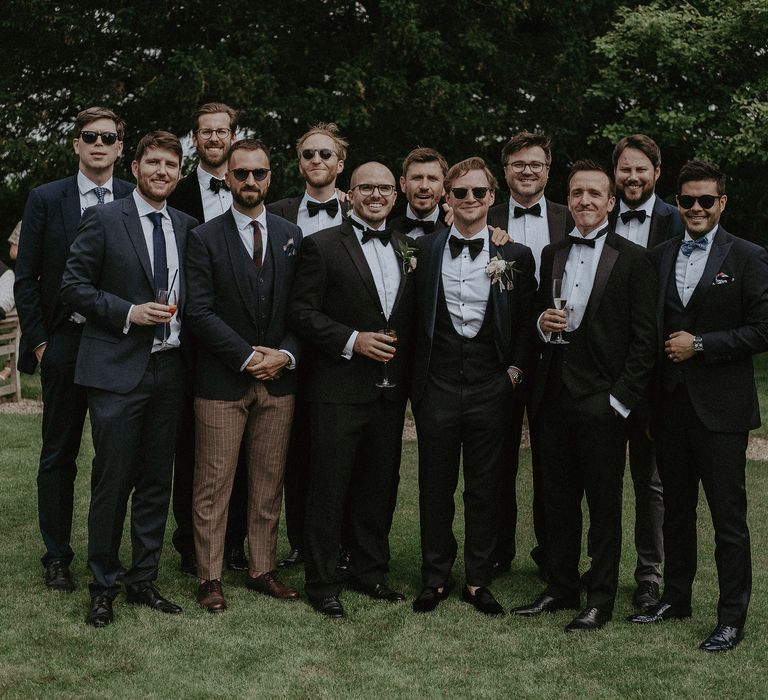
[2,368,768,698]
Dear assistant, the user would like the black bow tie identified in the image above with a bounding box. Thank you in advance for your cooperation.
[307,199,340,218]
[620,209,647,224]
[403,217,436,234]
[513,202,541,218]
[568,226,609,248]
[358,225,392,246]
[449,235,484,260]
[209,177,229,194]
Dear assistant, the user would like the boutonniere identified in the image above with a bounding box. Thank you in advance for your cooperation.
[485,255,517,291]
[283,238,296,256]
[396,240,418,274]
[713,271,734,285]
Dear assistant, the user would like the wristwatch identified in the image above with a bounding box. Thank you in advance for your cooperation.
[507,367,523,386]
[693,335,704,353]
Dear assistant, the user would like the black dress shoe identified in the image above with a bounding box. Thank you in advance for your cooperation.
[311,595,345,619]
[180,551,197,577]
[490,560,512,579]
[565,607,611,632]
[278,548,304,568]
[699,624,744,652]
[350,581,405,603]
[45,561,74,592]
[626,602,692,624]
[462,586,504,616]
[413,582,453,613]
[225,545,249,571]
[632,580,660,610]
[85,595,113,628]
[510,593,580,617]
[126,584,183,614]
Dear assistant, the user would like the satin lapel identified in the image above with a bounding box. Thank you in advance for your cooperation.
[266,216,288,325]
[552,243,569,288]
[122,199,155,290]
[224,213,260,325]
[61,177,83,246]
[648,198,670,248]
[286,197,301,224]
[585,234,619,329]
[688,227,731,314]
[168,208,187,313]
[390,231,410,315]
[546,200,568,243]
[424,230,449,339]
[489,240,511,350]
[340,220,383,314]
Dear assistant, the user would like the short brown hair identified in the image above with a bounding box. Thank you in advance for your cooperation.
[74,106,125,140]
[227,138,271,163]
[134,131,183,164]
[501,131,552,166]
[567,160,615,197]
[677,160,726,195]
[445,157,498,193]
[296,122,348,161]
[192,102,238,132]
[612,134,661,170]
[401,147,449,178]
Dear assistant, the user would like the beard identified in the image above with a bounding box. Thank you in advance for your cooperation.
[233,186,265,209]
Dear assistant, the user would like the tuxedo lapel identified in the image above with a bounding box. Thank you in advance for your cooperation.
[648,198,670,248]
[389,231,410,316]
[423,229,449,339]
[223,212,260,326]
[489,240,511,352]
[585,234,619,328]
[546,200,568,243]
[688,227,732,314]
[266,216,289,326]
[656,237,681,350]
[340,220,383,314]
[122,199,154,290]
[552,243,569,291]
[61,176,83,246]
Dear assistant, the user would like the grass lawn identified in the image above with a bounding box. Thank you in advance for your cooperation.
[1,365,768,698]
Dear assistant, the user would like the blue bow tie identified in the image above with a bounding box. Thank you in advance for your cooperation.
[680,236,709,257]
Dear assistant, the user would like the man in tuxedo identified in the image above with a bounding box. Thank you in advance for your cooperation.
[14,106,133,592]
[511,160,656,632]
[267,123,350,569]
[288,162,414,618]
[608,134,683,611]
[628,160,768,652]
[61,131,196,627]
[486,131,571,579]
[411,157,536,616]
[390,147,450,239]
[186,139,303,612]
[167,102,247,576]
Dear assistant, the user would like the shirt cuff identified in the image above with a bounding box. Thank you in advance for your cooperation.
[240,350,255,372]
[536,312,551,342]
[609,394,630,419]
[124,306,133,334]
[342,331,358,360]
[279,350,296,370]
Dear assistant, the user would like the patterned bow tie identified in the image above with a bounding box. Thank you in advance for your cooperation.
[513,202,541,218]
[680,236,709,257]
[209,177,229,194]
[307,199,340,218]
[620,209,647,224]
[448,235,484,260]
[402,217,436,234]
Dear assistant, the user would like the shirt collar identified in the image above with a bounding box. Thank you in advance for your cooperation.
[231,205,267,232]
[133,189,169,219]
[406,204,440,223]
[508,194,545,213]
[448,225,489,243]
[569,220,609,240]
[350,212,386,231]
[197,164,226,189]
[78,170,113,197]
[619,193,656,216]
[302,191,340,206]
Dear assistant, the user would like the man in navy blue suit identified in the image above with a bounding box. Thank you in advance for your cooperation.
[14,106,133,592]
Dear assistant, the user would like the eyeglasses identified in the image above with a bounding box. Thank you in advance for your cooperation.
[196,128,232,140]
[677,194,718,210]
[504,161,547,173]
[351,183,396,196]
[229,168,270,182]
[450,187,490,199]
[80,130,119,146]
[301,148,336,161]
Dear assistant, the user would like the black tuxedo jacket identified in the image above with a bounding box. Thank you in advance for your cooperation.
[410,228,536,406]
[267,194,351,225]
[288,218,415,404]
[167,171,205,224]
[652,226,768,432]
[185,211,303,400]
[532,231,658,415]
[14,175,134,373]
[60,196,197,394]
[609,195,683,248]
[487,198,571,244]
[389,208,449,236]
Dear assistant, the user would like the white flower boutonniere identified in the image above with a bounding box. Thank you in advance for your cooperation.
[396,240,418,275]
[486,255,517,291]
[283,238,296,256]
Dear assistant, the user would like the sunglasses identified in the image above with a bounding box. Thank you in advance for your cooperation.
[351,183,396,196]
[230,168,270,182]
[450,187,490,199]
[80,130,119,146]
[677,194,719,210]
[301,148,336,161]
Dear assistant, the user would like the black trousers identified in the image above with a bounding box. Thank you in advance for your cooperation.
[87,350,184,598]
[656,386,751,627]
[538,388,626,613]
[304,397,405,600]
[282,395,311,552]
[415,373,513,588]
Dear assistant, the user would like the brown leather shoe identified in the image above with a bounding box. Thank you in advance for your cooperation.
[197,579,227,613]
[245,572,300,600]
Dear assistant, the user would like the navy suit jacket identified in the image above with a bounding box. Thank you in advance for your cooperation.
[609,195,683,248]
[184,211,303,400]
[60,196,197,394]
[14,174,134,373]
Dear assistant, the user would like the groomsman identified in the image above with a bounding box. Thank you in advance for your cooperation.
[268,123,349,568]
[390,147,449,239]
[288,162,414,618]
[486,132,570,578]
[411,157,536,616]
[185,139,303,612]
[61,131,196,627]
[14,106,133,592]
[512,161,656,632]
[629,160,768,652]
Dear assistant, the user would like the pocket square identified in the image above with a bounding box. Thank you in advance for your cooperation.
[712,271,734,285]
[283,238,297,256]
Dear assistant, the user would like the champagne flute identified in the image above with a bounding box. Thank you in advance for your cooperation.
[375,328,397,388]
[550,278,569,345]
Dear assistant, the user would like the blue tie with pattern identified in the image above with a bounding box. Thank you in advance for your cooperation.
[93,187,108,204]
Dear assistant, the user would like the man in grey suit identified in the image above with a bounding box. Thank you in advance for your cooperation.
[61,131,197,628]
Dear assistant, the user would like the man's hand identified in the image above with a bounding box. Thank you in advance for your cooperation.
[489,226,511,246]
[247,346,289,381]
[539,308,567,334]
[665,331,695,363]
[353,331,396,362]
[442,202,454,227]
[130,302,171,326]
[34,343,47,363]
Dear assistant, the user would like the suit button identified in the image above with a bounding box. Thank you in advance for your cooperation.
[260,296,266,301]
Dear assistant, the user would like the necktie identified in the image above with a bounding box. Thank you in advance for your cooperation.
[620,209,647,224]
[251,220,263,267]
[148,212,168,340]
[513,202,541,218]
[403,218,436,234]
[568,226,609,248]
[448,235,483,260]
[209,177,229,194]
[680,236,709,257]
[93,187,108,204]
[307,199,339,218]
[361,228,392,246]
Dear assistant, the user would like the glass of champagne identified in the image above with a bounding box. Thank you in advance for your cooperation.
[550,278,569,345]
[375,328,397,388]
[155,289,176,347]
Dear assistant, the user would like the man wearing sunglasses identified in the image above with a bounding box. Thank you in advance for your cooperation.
[629,160,768,652]
[14,106,133,594]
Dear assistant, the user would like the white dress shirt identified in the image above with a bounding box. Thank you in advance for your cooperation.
[77,171,115,213]
[196,165,232,222]
[676,225,717,306]
[615,194,655,249]
[0,268,15,315]
[507,195,549,282]
[296,193,343,236]
[404,204,441,240]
